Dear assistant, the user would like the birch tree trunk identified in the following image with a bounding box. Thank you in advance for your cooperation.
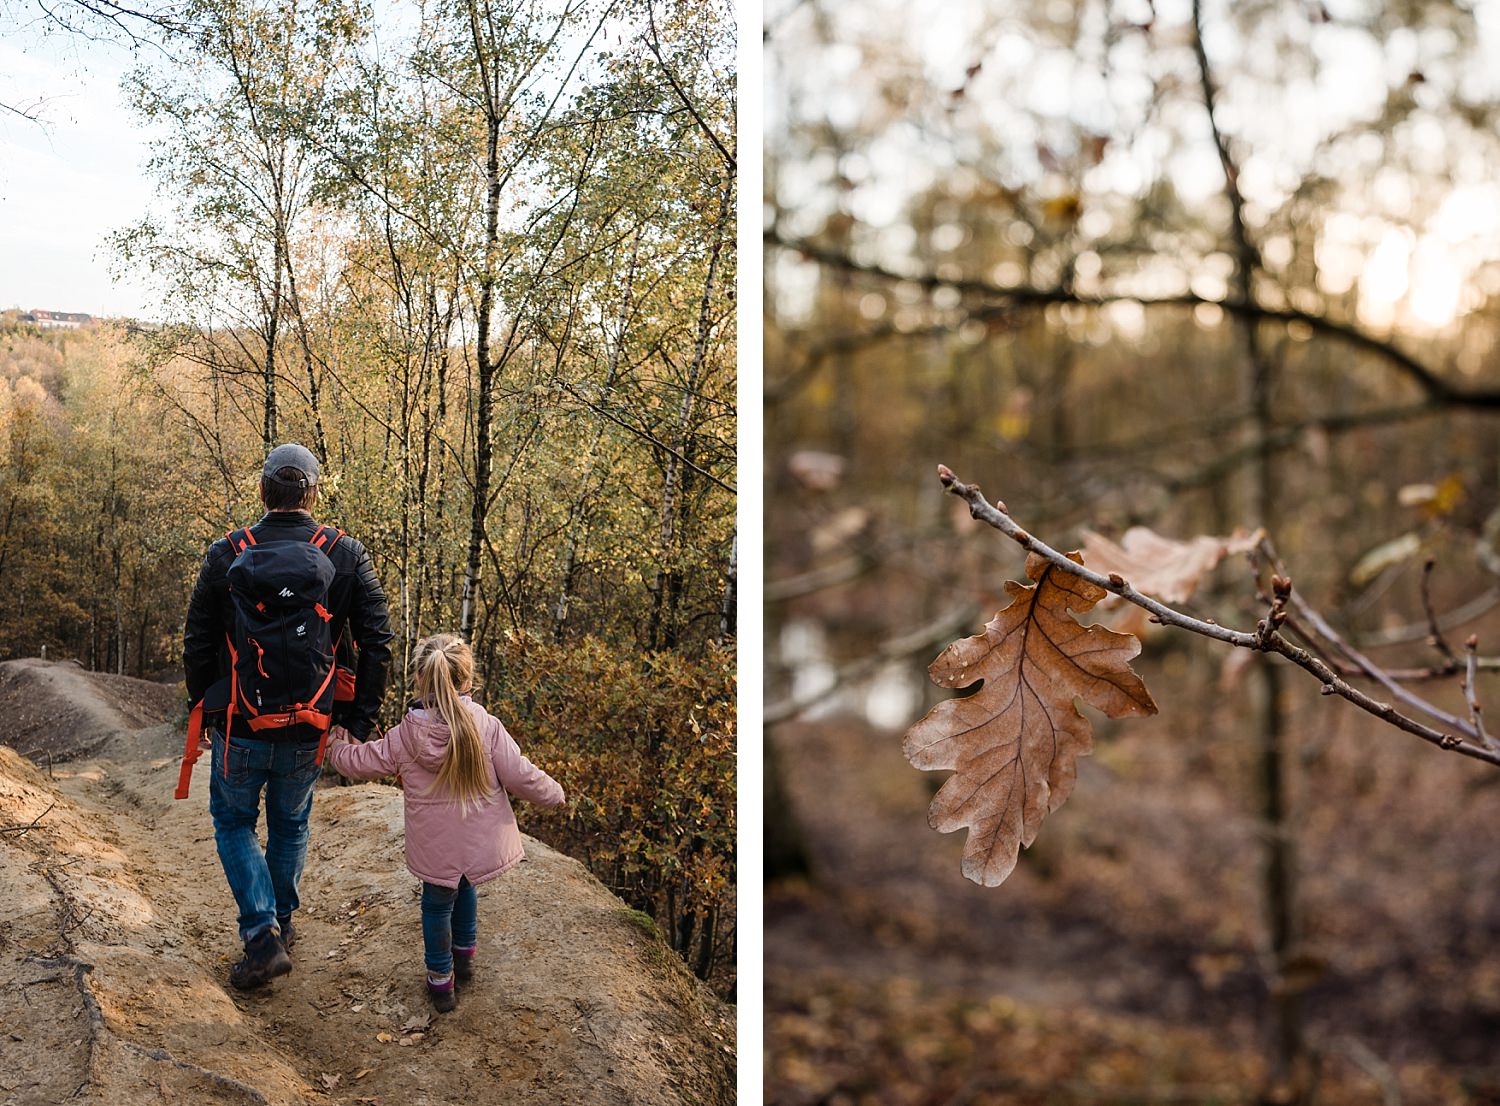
[648,173,731,649]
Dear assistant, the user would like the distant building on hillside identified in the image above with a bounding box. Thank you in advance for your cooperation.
[21,310,94,330]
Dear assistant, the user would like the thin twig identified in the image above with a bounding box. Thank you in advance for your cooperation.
[1354,585,1500,650]
[765,601,979,725]
[765,553,874,603]
[936,464,1500,768]
[1463,635,1496,751]
[1419,559,1459,670]
[645,2,735,171]
[1278,573,1473,737]
[0,801,55,836]
[770,231,1500,409]
[1338,1036,1403,1106]
[1280,614,1465,683]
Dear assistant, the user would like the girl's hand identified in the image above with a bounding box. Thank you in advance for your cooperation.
[329,725,353,745]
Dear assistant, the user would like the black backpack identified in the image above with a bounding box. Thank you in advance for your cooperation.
[176,524,353,799]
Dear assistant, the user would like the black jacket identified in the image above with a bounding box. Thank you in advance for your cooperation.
[183,511,394,741]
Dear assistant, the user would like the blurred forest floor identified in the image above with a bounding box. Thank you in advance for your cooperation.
[767,684,1500,1104]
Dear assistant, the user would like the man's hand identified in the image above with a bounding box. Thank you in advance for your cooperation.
[329,725,354,745]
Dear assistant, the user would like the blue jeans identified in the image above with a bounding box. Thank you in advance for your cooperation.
[209,733,322,943]
[421,877,478,975]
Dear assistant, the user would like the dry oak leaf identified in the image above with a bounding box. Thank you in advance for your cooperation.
[904,551,1158,886]
[1079,526,1256,604]
[1080,526,1257,638]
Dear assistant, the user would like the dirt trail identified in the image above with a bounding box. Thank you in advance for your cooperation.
[0,658,180,763]
[0,660,733,1106]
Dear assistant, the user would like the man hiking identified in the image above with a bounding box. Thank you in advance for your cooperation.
[183,443,393,989]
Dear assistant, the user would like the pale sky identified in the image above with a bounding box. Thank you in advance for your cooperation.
[0,21,161,319]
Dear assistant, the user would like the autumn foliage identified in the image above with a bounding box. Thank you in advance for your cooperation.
[488,633,735,986]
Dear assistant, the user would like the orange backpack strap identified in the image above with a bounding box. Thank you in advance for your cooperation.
[309,525,343,555]
[223,637,240,780]
[173,700,206,800]
[178,530,263,798]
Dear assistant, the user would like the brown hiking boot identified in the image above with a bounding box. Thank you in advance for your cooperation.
[427,973,457,1013]
[453,946,475,984]
[277,916,296,952]
[230,928,293,990]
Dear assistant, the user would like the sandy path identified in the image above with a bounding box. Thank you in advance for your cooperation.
[0,661,733,1106]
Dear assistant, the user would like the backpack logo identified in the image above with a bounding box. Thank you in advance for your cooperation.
[296,623,307,637]
[279,587,294,598]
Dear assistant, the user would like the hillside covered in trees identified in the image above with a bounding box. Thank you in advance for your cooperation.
[0,0,734,994]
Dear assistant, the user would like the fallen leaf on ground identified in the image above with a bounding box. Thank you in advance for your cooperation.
[904,550,1157,886]
[402,1013,431,1033]
[375,1032,393,1043]
[320,1073,341,1090]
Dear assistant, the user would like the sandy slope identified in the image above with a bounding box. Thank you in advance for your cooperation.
[0,660,733,1106]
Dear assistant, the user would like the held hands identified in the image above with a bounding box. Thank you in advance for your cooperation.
[328,725,354,745]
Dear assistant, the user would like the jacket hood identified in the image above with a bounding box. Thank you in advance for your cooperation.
[403,696,481,772]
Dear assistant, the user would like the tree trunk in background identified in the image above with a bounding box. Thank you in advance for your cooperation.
[554,235,640,643]
[283,243,327,461]
[764,731,812,882]
[459,5,504,644]
[1192,1,1306,1097]
[719,529,736,641]
[262,236,282,451]
[649,174,730,649]
[694,905,717,981]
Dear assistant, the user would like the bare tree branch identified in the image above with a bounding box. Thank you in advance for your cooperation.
[769,231,1500,409]
[766,600,979,726]
[645,1,735,171]
[1463,635,1496,751]
[935,464,1500,769]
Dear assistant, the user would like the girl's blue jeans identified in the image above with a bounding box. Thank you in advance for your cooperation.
[208,734,321,943]
[421,877,478,975]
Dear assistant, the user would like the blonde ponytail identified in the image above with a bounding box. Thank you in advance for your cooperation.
[412,634,490,814]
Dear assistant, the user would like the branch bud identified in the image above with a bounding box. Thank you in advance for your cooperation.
[1467,633,1479,649]
[995,498,1008,514]
[1271,574,1292,599]
[1107,572,1125,587]
[937,464,955,486]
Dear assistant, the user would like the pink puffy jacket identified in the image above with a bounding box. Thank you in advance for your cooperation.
[325,697,566,888]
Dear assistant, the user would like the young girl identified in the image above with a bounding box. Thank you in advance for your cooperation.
[326,632,565,1012]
